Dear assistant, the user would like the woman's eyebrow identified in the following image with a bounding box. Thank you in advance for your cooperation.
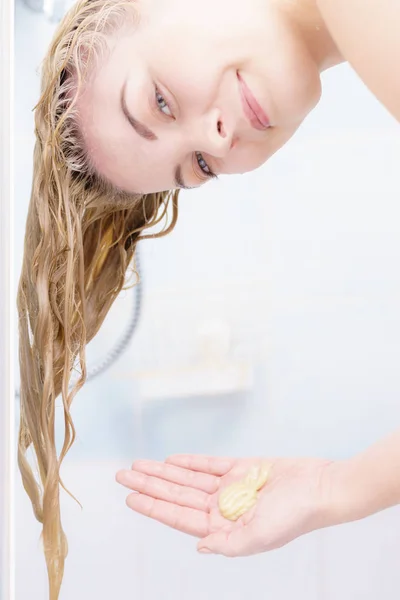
[121,80,158,141]
[121,80,196,191]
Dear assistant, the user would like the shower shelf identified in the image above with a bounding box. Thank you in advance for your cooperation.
[113,361,254,401]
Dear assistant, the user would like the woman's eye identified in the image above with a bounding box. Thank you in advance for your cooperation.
[155,89,173,117]
[153,86,217,184]
[196,151,215,180]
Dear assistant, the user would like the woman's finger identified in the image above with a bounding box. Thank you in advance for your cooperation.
[165,454,234,477]
[125,493,210,538]
[129,459,220,493]
[116,469,211,512]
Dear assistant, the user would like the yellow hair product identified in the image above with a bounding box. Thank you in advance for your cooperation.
[218,463,270,521]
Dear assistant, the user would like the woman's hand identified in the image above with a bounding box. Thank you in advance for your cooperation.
[116,454,336,556]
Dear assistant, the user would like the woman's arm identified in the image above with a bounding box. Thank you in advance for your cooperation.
[116,432,400,557]
[317,0,400,123]
[326,429,400,526]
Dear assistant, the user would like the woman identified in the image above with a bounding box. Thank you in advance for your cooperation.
[17,0,399,597]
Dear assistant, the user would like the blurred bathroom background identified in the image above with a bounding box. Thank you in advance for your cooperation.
[14,0,400,597]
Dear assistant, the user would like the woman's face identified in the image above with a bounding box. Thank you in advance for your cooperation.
[77,0,322,193]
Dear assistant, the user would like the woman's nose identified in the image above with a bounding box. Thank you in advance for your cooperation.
[193,109,233,158]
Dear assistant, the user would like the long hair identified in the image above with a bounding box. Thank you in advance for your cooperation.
[17,1,179,597]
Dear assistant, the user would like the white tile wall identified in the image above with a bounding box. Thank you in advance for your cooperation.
[14,0,400,598]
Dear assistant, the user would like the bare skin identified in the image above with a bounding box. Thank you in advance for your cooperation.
[115,0,400,556]
[116,455,333,555]
[317,0,400,122]
[116,430,400,556]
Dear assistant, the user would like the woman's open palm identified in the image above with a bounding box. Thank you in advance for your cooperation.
[116,454,332,556]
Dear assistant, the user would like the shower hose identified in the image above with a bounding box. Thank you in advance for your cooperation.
[14,247,143,398]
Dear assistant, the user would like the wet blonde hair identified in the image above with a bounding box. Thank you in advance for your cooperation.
[17,1,179,597]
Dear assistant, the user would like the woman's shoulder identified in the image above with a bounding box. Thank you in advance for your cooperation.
[317,0,400,123]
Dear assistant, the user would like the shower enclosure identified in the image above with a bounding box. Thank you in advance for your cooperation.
[14,0,400,598]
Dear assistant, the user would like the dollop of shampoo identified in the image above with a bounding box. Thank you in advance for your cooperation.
[218,463,270,521]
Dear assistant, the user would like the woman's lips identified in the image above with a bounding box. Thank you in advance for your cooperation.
[237,72,270,131]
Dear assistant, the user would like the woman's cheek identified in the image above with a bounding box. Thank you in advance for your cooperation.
[226,145,273,174]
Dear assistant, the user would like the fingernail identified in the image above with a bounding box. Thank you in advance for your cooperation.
[198,547,212,554]
[116,470,129,483]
